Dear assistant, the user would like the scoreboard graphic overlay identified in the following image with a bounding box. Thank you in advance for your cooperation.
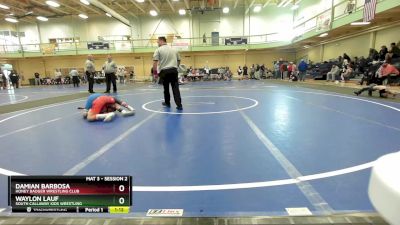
[8,176,132,214]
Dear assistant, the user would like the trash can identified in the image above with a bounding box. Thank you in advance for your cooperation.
[28,78,35,85]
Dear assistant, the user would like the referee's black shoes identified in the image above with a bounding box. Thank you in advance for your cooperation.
[162,102,171,108]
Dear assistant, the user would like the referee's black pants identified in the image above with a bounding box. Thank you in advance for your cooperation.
[160,68,182,107]
[105,72,117,92]
[86,71,94,93]
[72,76,80,87]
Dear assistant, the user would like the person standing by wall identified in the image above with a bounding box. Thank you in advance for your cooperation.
[9,70,19,89]
[237,66,243,80]
[1,71,7,89]
[250,64,255,79]
[85,55,96,93]
[153,36,183,110]
[129,70,135,83]
[260,64,266,78]
[287,62,293,79]
[243,65,248,80]
[117,67,125,84]
[54,69,62,85]
[103,55,118,93]
[291,62,298,79]
[69,68,80,87]
[204,65,210,80]
[274,61,280,79]
[34,72,40,86]
[255,64,260,80]
[298,59,308,82]
[279,62,285,80]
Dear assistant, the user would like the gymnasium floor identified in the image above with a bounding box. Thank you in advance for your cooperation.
[0,80,399,217]
[0,86,87,105]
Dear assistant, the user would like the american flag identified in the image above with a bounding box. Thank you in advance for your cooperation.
[363,0,377,22]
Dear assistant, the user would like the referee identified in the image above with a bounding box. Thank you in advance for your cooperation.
[85,55,95,93]
[103,54,118,93]
[153,36,183,110]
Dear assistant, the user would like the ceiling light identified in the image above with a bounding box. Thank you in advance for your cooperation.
[136,0,144,2]
[350,21,371,26]
[46,1,60,7]
[303,45,310,48]
[278,0,289,7]
[283,0,291,7]
[5,17,18,23]
[36,16,49,21]
[150,10,158,16]
[80,0,90,5]
[222,7,229,13]
[253,5,261,12]
[106,13,112,17]
[78,14,88,19]
[172,0,179,1]
[319,33,328,37]
[291,5,299,10]
[0,4,10,9]
[179,9,186,15]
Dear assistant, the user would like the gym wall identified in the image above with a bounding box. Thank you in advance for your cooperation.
[9,50,295,84]
[323,33,370,61]
[297,23,400,62]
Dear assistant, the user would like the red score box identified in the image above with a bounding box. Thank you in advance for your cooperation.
[12,183,130,195]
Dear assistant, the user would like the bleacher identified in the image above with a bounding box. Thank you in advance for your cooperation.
[308,57,400,86]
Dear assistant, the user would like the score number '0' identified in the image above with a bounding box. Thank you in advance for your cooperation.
[119,185,126,205]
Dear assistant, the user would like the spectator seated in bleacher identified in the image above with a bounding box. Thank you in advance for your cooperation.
[342,58,350,72]
[377,54,399,85]
[357,56,368,75]
[368,48,379,61]
[379,45,389,61]
[389,42,400,59]
[342,53,351,69]
[359,55,381,85]
[341,63,354,82]
[326,64,341,82]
